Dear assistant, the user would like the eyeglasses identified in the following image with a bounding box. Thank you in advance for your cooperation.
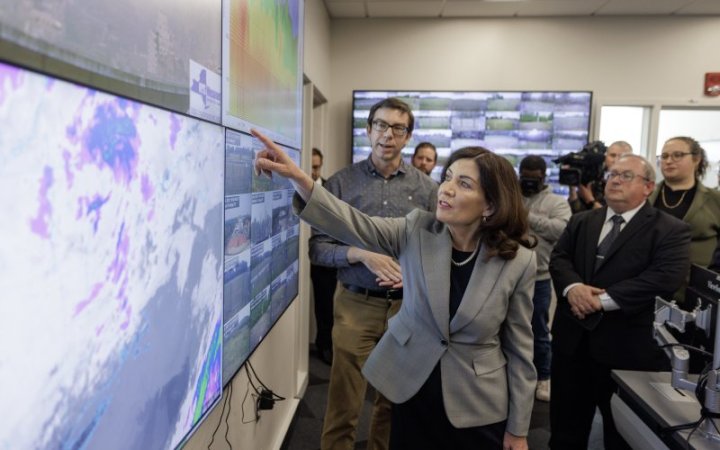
[604,170,650,183]
[371,120,409,137]
[658,151,694,162]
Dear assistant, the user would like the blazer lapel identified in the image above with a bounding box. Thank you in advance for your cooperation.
[421,228,451,337]
[683,183,708,224]
[649,184,660,204]
[449,246,505,333]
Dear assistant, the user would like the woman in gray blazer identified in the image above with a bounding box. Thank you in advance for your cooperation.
[253,130,537,450]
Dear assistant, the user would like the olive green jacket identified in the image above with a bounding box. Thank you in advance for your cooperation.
[650,181,720,267]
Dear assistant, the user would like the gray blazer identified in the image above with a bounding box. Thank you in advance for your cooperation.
[296,186,537,436]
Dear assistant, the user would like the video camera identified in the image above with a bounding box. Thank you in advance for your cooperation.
[553,140,607,186]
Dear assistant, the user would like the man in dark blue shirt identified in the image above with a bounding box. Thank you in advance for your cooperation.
[311,98,437,450]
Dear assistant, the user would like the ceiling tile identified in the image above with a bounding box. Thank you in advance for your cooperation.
[325,1,367,18]
[675,0,720,15]
[367,1,444,17]
[441,1,522,17]
[595,0,695,15]
[518,0,606,17]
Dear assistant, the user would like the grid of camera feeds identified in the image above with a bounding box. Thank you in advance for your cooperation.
[0,0,303,449]
[222,130,301,384]
[352,90,592,195]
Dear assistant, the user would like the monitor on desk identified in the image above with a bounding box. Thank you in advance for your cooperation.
[684,264,720,359]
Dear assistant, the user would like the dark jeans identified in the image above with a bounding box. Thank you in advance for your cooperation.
[310,264,337,351]
[531,279,552,380]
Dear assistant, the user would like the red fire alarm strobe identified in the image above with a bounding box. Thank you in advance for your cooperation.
[705,73,720,97]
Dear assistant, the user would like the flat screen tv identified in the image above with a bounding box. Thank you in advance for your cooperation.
[222,0,304,149]
[0,0,222,123]
[0,60,224,450]
[685,264,720,360]
[352,90,593,195]
[222,129,300,385]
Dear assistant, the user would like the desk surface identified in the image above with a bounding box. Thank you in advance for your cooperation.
[612,370,720,450]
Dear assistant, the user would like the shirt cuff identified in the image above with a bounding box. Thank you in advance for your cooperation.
[599,293,620,311]
[562,282,582,298]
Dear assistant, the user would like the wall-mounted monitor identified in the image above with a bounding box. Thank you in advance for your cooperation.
[222,0,304,149]
[352,90,593,194]
[222,129,301,385]
[0,61,225,449]
[0,0,222,123]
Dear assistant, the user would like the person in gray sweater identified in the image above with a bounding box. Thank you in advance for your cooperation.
[518,156,571,402]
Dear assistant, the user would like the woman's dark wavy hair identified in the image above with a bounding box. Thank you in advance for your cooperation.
[665,136,708,179]
[441,147,536,261]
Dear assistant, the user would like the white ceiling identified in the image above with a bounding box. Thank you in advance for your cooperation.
[322,0,720,19]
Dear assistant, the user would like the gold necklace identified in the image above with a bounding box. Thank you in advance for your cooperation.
[661,185,688,209]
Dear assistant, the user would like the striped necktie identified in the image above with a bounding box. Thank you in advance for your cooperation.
[595,215,624,272]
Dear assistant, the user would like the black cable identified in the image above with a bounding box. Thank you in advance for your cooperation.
[241,372,259,424]
[224,383,233,450]
[659,343,713,358]
[662,362,720,448]
[685,420,701,450]
[208,386,231,450]
[247,360,286,401]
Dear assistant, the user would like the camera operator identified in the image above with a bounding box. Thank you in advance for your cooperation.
[567,141,633,213]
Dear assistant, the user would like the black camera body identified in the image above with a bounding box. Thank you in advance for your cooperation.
[553,141,607,186]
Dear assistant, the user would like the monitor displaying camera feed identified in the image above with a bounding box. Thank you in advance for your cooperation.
[222,0,304,149]
[0,61,224,450]
[352,90,593,194]
[0,0,222,123]
[222,129,301,385]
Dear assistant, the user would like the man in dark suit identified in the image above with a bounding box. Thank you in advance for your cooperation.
[310,147,337,365]
[549,154,691,449]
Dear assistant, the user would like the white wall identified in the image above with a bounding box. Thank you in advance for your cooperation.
[304,0,332,96]
[326,16,720,173]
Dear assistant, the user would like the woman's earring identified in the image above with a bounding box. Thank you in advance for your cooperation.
[482,215,488,223]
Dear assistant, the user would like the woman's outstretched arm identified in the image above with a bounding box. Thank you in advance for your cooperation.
[252,129,315,201]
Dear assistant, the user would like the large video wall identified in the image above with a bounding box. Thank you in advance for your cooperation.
[0,0,304,448]
[222,130,300,383]
[352,90,592,194]
[222,0,304,148]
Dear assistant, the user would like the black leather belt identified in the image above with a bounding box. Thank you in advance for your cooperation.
[343,283,403,300]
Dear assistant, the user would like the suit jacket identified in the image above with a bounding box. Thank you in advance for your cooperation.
[549,202,691,369]
[295,186,537,436]
[650,181,720,267]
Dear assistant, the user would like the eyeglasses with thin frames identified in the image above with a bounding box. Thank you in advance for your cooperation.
[658,151,694,162]
[371,119,409,137]
[604,170,650,183]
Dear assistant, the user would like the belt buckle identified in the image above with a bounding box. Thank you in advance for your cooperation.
[385,289,399,301]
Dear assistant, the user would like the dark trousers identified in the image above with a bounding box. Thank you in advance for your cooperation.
[391,364,505,450]
[531,279,552,380]
[549,345,631,450]
[310,264,337,351]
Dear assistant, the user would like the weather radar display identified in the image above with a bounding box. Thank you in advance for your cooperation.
[0,61,224,450]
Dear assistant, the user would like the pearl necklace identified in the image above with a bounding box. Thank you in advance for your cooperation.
[661,184,688,209]
[451,242,480,267]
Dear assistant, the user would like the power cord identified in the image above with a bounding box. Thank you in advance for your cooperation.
[659,343,713,359]
[208,383,234,450]
[659,362,720,449]
[240,360,286,423]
